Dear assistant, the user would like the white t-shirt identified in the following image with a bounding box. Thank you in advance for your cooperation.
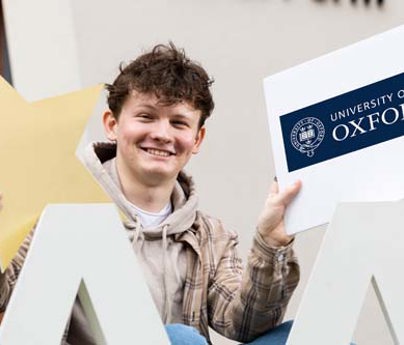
[132,202,172,229]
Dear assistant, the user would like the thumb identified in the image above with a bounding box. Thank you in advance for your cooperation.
[278,180,301,206]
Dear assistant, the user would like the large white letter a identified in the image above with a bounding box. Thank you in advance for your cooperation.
[0,204,169,345]
[287,201,404,345]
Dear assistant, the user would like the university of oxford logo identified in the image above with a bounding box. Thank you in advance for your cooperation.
[290,117,325,157]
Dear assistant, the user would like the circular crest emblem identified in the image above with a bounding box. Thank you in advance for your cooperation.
[290,117,325,157]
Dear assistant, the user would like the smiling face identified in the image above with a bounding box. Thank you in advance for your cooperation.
[103,91,205,187]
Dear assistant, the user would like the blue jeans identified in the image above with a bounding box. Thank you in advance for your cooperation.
[165,321,356,345]
[165,324,208,345]
[243,320,293,344]
[165,321,292,345]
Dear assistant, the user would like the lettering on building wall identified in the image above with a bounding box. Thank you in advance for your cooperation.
[313,0,385,7]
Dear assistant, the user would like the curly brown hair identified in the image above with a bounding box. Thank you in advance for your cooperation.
[106,42,214,128]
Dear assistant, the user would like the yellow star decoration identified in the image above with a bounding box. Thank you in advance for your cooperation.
[0,78,109,270]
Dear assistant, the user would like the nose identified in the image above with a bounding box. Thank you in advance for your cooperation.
[150,119,173,143]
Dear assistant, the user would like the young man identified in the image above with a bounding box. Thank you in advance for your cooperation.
[0,43,301,344]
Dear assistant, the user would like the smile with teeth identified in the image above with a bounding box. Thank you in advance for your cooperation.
[144,148,174,157]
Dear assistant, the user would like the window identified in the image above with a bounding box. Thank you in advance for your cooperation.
[0,1,12,84]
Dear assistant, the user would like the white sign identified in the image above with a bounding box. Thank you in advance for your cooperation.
[264,25,404,234]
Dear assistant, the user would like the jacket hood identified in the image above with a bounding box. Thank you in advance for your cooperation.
[83,142,198,238]
[83,142,196,325]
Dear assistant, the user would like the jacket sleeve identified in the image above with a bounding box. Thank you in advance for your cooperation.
[0,230,34,312]
[207,220,300,343]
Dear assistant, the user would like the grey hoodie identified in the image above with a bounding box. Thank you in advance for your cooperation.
[66,142,199,343]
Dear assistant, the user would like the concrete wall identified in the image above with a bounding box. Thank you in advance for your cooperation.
[3,0,403,343]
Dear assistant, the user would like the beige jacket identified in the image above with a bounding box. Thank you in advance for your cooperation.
[0,143,300,344]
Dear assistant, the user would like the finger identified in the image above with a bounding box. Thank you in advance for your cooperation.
[269,180,279,194]
[278,180,301,206]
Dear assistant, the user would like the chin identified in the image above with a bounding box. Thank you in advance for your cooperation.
[143,168,177,183]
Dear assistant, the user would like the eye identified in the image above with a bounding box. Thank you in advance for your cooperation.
[136,113,153,121]
[171,120,189,128]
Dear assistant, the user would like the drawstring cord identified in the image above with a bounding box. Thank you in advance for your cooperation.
[162,224,172,323]
[127,220,173,324]
[123,215,143,249]
[133,225,142,245]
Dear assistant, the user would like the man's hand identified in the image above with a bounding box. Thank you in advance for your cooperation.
[257,180,302,247]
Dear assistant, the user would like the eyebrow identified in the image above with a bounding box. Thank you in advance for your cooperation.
[136,104,158,111]
[135,103,196,120]
[171,113,194,121]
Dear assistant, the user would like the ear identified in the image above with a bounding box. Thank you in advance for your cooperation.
[192,127,206,154]
[103,110,118,141]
